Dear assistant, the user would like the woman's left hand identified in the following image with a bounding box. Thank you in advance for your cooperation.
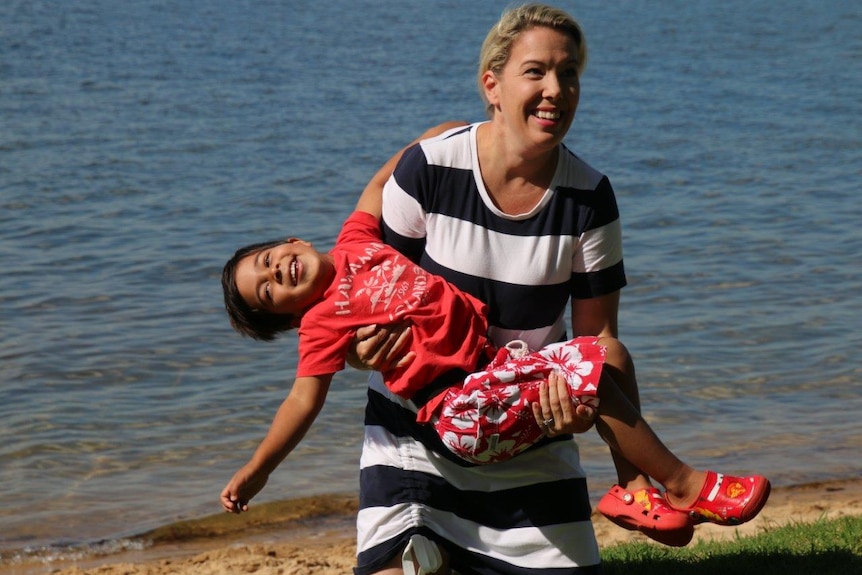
[346,322,415,372]
[532,371,596,435]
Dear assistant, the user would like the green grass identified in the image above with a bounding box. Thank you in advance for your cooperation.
[601,515,862,575]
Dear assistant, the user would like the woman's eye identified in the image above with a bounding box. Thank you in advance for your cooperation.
[264,283,272,302]
[524,68,543,78]
[561,67,579,80]
[264,253,271,267]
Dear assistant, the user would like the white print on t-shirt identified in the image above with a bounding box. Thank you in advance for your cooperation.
[389,267,427,320]
[333,242,428,321]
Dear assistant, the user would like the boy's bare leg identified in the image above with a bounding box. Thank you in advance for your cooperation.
[596,338,657,493]
[564,364,705,507]
[548,337,770,533]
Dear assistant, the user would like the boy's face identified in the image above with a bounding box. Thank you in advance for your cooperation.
[235,239,334,317]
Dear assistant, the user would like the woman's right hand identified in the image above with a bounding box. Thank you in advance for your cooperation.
[347,322,415,372]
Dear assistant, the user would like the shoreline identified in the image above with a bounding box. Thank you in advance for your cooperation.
[4,478,861,575]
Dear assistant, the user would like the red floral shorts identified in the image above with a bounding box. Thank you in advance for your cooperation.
[430,336,605,465]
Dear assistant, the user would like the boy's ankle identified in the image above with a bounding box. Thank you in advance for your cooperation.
[665,470,708,508]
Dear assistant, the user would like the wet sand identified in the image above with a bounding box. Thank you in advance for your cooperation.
[5,478,862,575]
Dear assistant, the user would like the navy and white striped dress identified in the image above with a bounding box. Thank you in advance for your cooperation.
[355,123,626,575]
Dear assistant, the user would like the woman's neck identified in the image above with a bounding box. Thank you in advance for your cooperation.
[476,122,559,215]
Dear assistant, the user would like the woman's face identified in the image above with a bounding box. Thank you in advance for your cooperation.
[484,26,581,153]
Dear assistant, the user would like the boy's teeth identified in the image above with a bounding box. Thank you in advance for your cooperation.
[290,260,298,284]
[535,110,561,120]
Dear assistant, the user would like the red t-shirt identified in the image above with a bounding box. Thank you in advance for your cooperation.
[296,211,489,400]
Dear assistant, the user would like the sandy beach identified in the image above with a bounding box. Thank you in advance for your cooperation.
[5,477,858,575]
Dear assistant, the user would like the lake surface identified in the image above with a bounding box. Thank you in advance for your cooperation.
[1,0,860,565]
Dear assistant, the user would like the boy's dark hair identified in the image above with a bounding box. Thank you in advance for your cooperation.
[221,239,295,342]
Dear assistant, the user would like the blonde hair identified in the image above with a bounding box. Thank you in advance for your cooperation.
[477,3,588,117]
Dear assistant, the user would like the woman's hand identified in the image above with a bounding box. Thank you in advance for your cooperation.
[532,371,597,436]
[346,322,415,372]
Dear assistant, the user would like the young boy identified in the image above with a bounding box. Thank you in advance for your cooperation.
[219,207,770,546]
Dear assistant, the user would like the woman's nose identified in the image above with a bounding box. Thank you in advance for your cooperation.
[543,74,561,100]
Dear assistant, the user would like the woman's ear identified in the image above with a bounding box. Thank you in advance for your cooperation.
[481,70,501,107]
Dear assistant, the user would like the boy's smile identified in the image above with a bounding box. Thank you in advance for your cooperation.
[235,239,335,317]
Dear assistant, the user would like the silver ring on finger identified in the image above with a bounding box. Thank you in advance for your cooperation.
[542,417,554,428]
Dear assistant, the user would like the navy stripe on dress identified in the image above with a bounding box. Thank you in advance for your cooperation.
[394,144,620,237]
[363,385,568,466]
[359,465,593,528]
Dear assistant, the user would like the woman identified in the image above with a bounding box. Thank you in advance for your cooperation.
[353,4,663,574]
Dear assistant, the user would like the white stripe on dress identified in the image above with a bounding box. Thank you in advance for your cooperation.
[357,503,600,568]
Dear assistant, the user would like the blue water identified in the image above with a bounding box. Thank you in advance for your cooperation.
[1,0,860,564]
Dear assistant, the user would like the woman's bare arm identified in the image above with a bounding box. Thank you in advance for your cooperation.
[350,121,468,370]
[355,121,468,218]
[571,291,621,338]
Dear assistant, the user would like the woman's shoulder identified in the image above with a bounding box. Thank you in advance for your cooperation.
[412,122,478,169]
[556,144,610,191]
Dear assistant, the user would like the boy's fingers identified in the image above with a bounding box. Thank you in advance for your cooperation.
[221,484,247,513]
[221,494,238,513]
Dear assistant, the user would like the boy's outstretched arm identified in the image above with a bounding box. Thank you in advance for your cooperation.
[220,374,333,513]
[354,121,469,218]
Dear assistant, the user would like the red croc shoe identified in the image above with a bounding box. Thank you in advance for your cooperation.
[597,485,694,547]
[671,471,771,526]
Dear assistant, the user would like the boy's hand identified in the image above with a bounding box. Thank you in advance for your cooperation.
[347,322,415,372]
[220,465,270,513]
